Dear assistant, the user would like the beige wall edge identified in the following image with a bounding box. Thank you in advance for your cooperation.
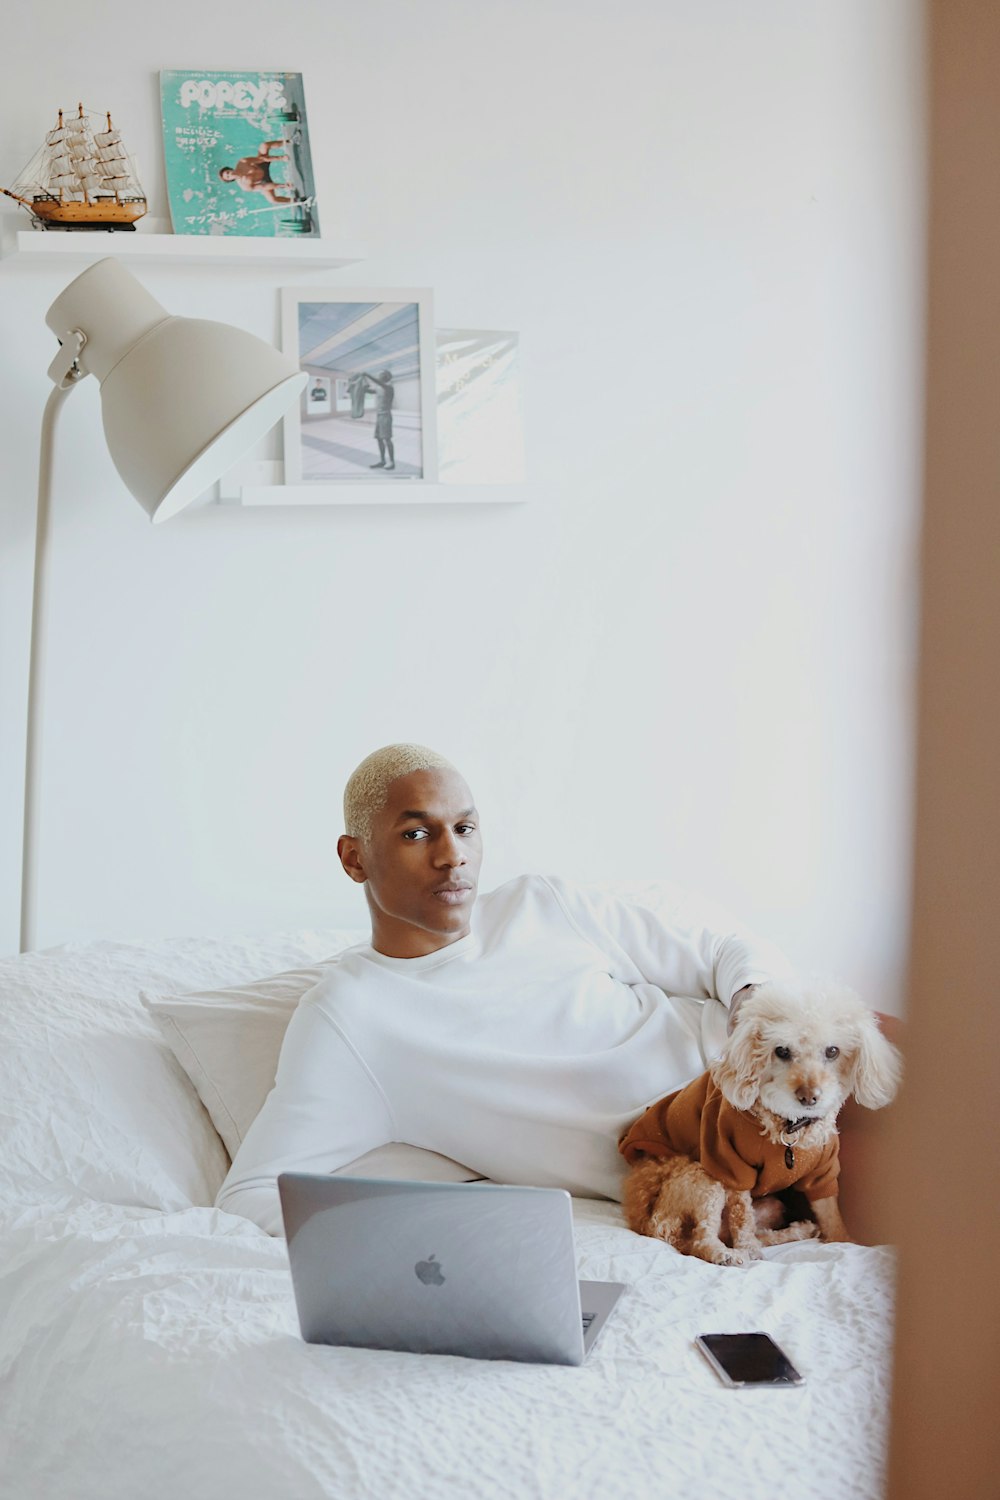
[886,2,1000,1494]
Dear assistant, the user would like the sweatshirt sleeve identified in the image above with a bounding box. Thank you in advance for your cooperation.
[542,875,795,1008]
[214,992,394,1236]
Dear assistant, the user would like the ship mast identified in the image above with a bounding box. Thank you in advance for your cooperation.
[108,113,120,203]
[94,111,138,205]
[78,104,90,206]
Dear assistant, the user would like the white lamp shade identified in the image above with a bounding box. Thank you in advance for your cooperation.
[45,258,306,522]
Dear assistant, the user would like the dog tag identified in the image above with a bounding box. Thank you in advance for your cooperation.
[784,1146,794,1170]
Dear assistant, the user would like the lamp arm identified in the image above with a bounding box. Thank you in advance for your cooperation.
[20,379,80,954]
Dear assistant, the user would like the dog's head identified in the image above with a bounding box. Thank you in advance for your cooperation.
[710,978,902,1122]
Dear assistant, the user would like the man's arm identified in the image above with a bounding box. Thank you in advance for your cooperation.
[543,876,794,1011]
[214,995,393,1235]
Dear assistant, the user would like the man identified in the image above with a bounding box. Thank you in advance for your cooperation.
[363,369,395,470]
[218,140,294,205]
[215,744,790,1236]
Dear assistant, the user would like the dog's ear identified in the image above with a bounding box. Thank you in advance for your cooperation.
[711,1012,770,1111]
[849,1012,903,1109]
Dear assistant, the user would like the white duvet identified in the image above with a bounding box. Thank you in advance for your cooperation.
[0,924,895,1500]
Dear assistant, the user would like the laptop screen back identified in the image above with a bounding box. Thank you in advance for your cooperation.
[279,1175,588,1364]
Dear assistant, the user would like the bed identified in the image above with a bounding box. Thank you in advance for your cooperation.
[0,888,896,1500]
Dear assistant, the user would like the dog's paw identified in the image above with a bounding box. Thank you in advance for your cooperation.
[713,1248,753,1267]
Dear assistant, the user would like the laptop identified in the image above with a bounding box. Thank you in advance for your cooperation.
[278,1173,626,1366]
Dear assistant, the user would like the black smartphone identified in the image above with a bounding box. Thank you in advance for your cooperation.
[695,1332,804,1388]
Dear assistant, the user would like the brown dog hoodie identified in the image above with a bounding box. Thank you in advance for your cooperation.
[618,1072,840,1201]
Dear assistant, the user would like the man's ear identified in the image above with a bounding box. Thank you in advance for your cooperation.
[337,834,368,884]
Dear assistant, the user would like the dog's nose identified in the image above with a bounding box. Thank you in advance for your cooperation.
[796,1088,819,1107]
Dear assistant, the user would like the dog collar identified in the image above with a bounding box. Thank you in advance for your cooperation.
[780,1115,815,1170]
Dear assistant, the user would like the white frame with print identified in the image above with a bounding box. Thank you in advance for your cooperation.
[281,286,439,486]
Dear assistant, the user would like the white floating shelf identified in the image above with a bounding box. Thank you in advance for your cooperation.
[239,483,527,508]
[0,223,365,272]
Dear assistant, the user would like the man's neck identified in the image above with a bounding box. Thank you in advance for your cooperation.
[369,921,472,960]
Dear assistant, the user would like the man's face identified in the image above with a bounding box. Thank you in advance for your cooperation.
[338,768,483,958]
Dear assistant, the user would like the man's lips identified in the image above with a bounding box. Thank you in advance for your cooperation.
[431,882,473,904]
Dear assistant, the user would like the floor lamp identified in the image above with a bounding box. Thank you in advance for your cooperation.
[20,256,307,953]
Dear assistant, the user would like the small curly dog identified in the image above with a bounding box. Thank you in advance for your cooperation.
[619,979,902,1266]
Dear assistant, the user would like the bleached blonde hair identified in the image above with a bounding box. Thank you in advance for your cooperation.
[343,743,459,843]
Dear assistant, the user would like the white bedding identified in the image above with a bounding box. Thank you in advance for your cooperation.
[0,919,895,1500]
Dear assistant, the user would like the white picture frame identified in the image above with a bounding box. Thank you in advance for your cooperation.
[281,286,438,485]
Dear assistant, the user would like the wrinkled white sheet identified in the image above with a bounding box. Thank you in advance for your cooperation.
[0,920,895,1500]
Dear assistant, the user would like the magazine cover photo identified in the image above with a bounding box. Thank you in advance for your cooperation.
[160,70,319,237]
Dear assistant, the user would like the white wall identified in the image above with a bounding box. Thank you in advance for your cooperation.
[0,0,924,1010]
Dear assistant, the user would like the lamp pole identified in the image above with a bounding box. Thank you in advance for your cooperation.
[20,375,82,954]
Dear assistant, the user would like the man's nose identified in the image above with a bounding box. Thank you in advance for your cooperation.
[434,832,467,866]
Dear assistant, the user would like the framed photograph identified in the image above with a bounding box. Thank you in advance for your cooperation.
[160,70,319,237]
[281,288,438,483]
[305,375,332,415]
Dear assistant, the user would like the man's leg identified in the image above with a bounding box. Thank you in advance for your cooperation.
[370,439,386,469]
[384,437,395,471]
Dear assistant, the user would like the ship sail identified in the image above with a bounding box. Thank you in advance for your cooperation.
[3,104,147,229]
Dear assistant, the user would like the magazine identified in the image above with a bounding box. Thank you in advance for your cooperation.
[160,70,319,237]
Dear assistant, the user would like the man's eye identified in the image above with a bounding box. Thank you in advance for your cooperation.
[457,824,477,835]
[774,1045,792,1061]
[825,1045,840,1060]
[402,829,428,840]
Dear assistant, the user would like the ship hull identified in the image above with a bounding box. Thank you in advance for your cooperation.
[29,199,147,229]
[30,219,140,232]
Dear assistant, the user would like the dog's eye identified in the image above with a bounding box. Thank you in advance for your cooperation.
[774,1045,792,1061]
[825,1045,840,1060]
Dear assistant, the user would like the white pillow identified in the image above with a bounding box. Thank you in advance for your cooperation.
[0,946,233,1217]
[140,964,484,1183]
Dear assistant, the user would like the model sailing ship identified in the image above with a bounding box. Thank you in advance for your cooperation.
[2,104,147,230]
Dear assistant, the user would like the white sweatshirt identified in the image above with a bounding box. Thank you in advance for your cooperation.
[215,875,793,1234]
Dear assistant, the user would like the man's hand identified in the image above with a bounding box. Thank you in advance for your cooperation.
[727,983,759,1035]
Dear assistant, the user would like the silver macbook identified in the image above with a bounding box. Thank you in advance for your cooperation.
[278,1174,626,1366]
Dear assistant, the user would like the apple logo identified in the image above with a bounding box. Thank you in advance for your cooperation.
[414,1254,445,1286]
